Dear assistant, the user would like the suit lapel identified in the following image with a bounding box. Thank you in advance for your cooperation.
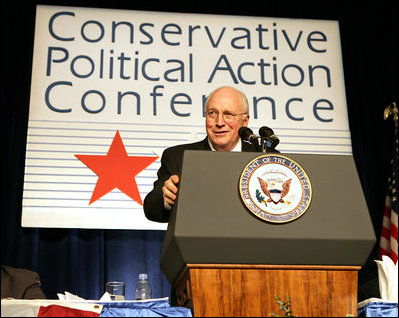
[198,138,212,150]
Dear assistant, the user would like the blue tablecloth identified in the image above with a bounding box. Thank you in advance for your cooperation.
[100,299,192,317]
[358,301,398,317]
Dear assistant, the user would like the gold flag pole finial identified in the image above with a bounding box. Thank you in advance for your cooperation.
[384,101,398,130]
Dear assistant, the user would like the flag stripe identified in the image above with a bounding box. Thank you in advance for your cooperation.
[380,223,391,240]
[379,237,390,252]
[378,128,398,264]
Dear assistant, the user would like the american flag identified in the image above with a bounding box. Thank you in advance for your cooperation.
[378,128,398,264]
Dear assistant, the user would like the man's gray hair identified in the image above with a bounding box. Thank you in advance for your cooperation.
[205,86,249,119]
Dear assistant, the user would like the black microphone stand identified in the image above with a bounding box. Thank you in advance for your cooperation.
[252,137,262,152]
[260,137,273,153]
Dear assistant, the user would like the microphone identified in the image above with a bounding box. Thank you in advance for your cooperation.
[259,126,280,149]
[238,127,260,151]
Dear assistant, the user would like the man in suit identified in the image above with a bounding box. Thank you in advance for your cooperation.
[143,86,257,223]
[1,265,46,299]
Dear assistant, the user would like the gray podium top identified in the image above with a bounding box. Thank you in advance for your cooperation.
[160,151,376,284]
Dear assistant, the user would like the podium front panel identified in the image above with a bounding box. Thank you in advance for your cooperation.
[160,151,376,283]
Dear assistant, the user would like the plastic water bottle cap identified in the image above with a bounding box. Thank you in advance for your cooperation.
[139,273,148,280]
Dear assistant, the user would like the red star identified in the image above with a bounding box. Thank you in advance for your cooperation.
[75,130,158,206]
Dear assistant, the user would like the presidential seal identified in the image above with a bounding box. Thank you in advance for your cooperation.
[239,154,312,223]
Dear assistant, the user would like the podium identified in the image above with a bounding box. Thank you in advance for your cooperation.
[160,151,376,317]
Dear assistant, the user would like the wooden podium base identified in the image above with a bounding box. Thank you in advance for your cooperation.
[174,264,360,317]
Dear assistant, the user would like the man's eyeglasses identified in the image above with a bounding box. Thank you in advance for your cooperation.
[206,110,248,122]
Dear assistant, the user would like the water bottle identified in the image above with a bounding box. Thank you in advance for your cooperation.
[134,273,152,300]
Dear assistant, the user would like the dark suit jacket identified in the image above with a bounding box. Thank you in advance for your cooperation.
[1,265,46,299]
[143,137,258,222]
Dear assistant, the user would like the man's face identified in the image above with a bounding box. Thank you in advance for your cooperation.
[205,87,249,151]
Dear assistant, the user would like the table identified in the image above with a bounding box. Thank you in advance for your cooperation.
[1,298,192,317]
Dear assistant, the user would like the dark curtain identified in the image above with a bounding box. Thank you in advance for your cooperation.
[339,2,398,288]
[1,0,398,301]
[1,226,170,300]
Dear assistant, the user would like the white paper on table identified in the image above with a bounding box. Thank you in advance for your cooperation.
[57,291,85,301]
[99,292,112,301]
[57,291,113,302]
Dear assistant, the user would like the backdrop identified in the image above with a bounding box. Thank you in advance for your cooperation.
[1,0,398,301]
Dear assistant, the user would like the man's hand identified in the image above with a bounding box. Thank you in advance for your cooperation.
[162,175,180,206]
